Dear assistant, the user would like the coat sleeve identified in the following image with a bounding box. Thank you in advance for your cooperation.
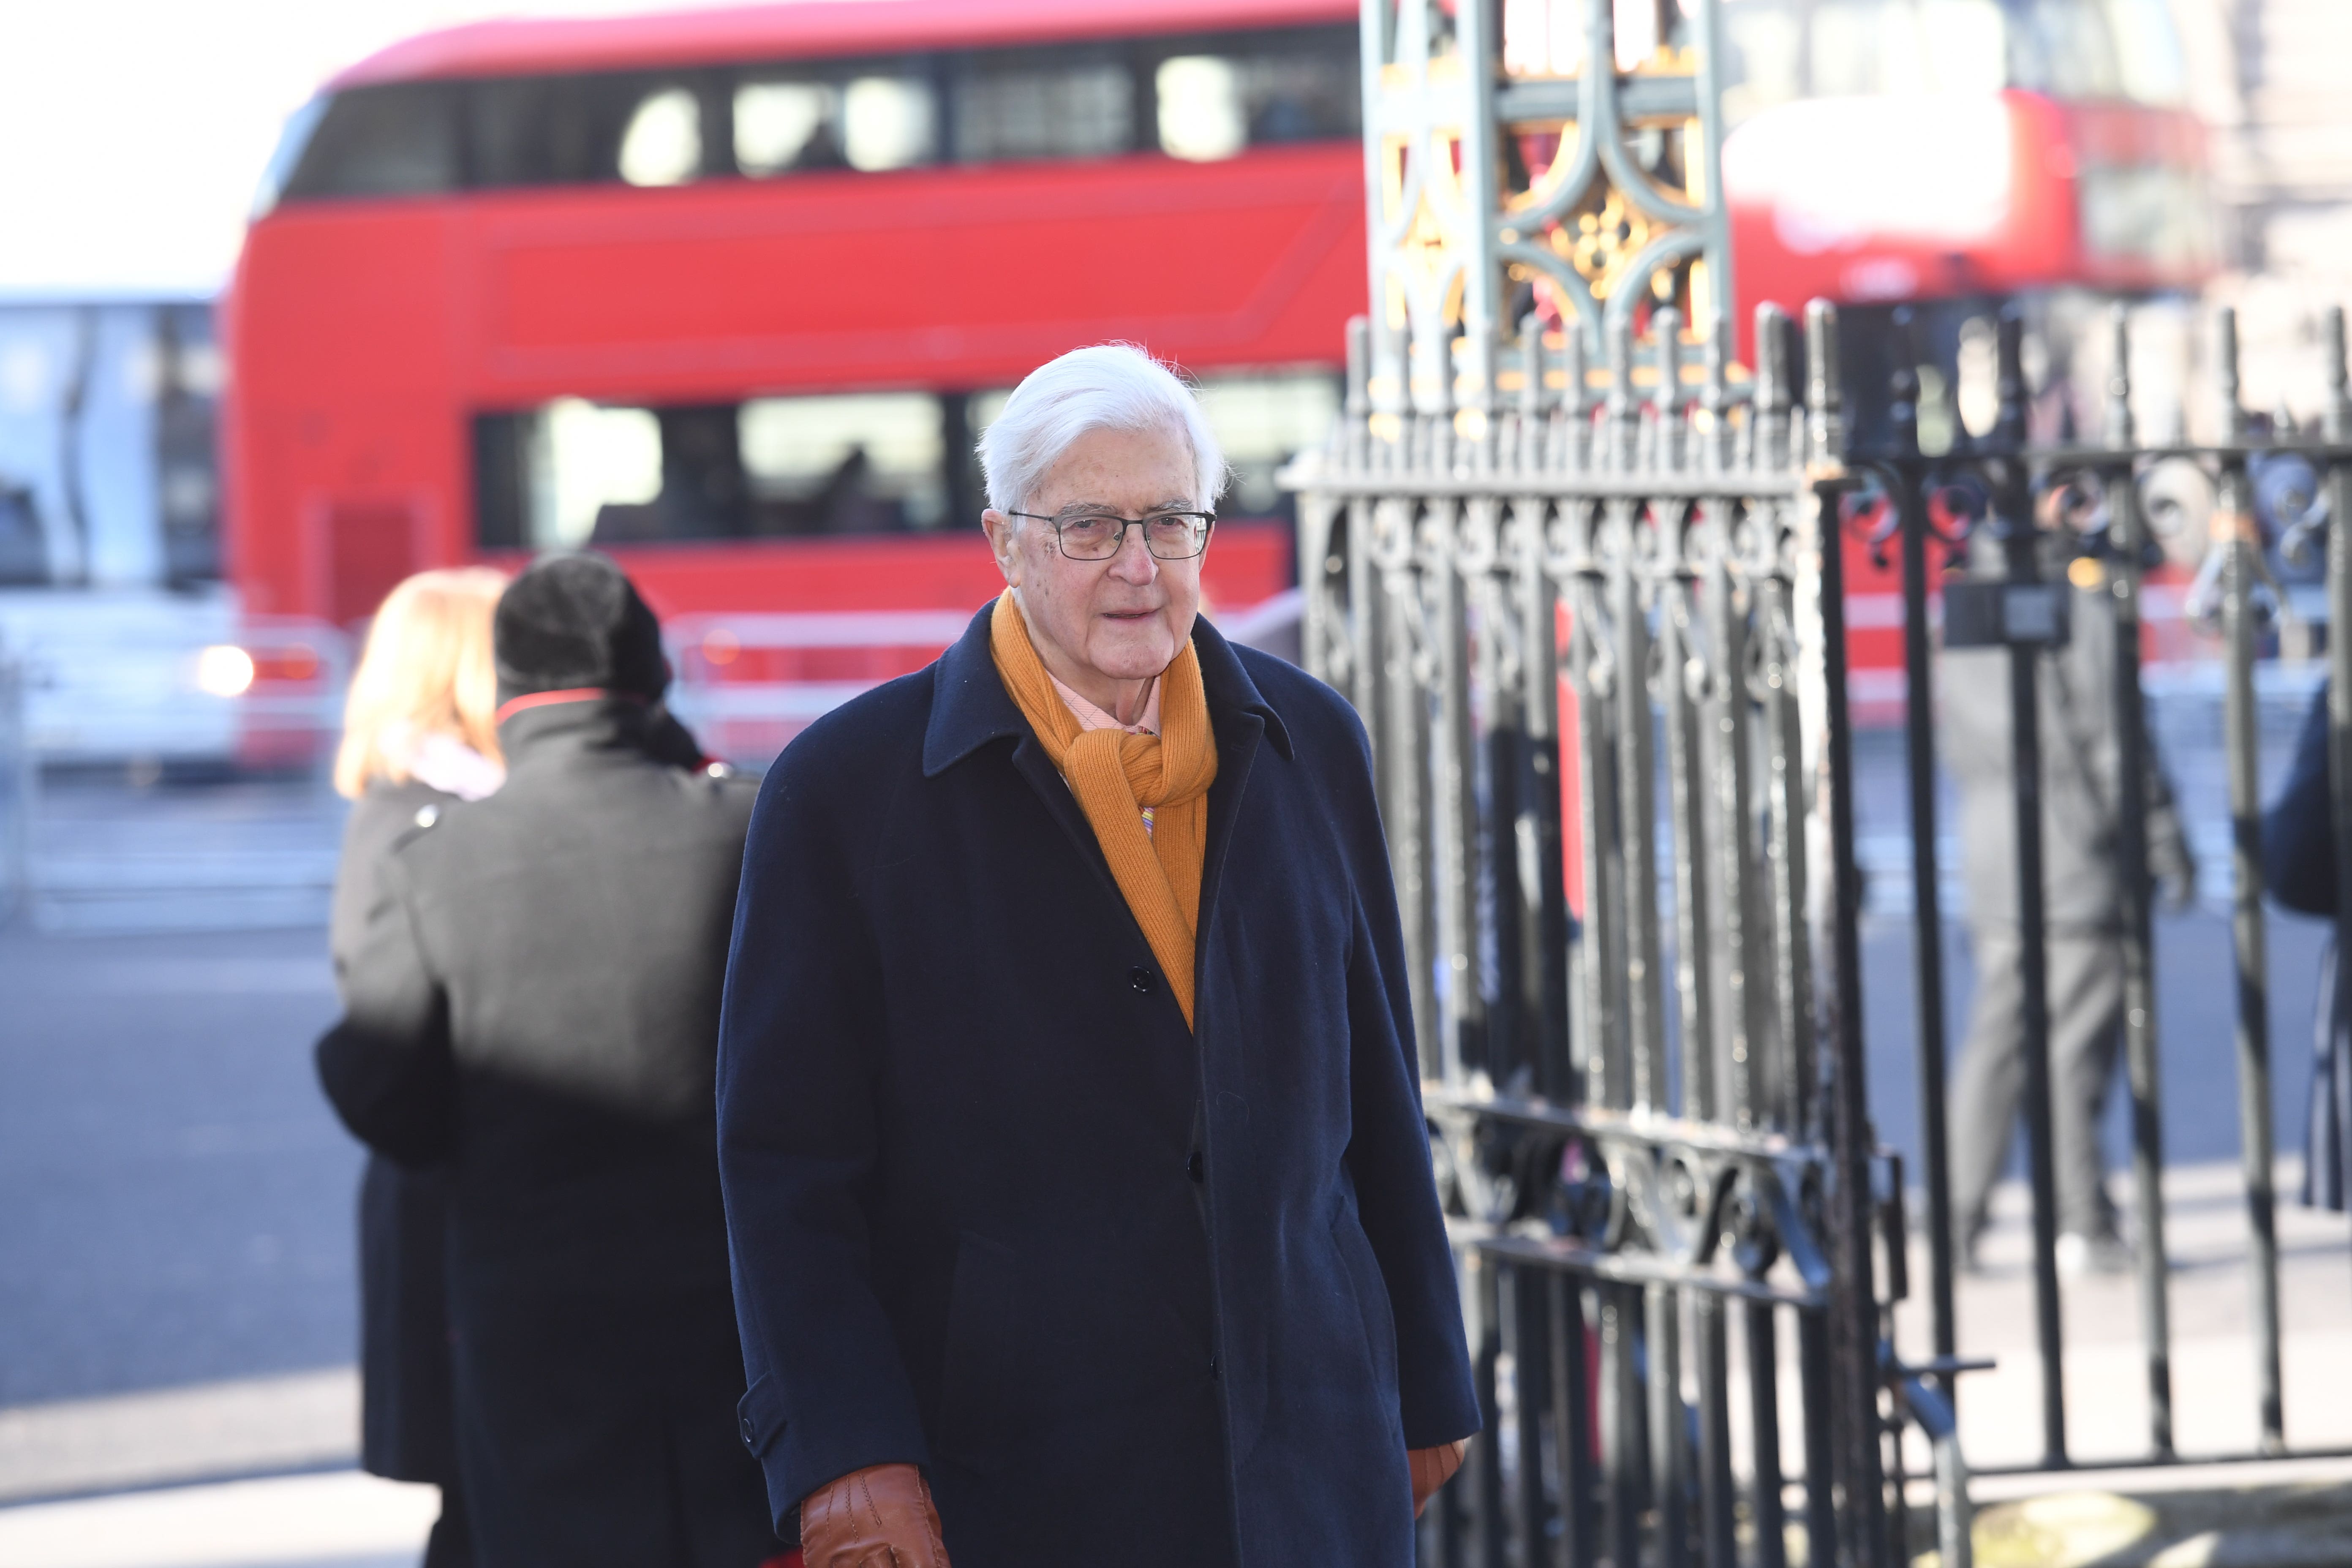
[1331,707,1483,1451]
[2265,683,2338,917]
[314,847,457,1168]
[716,751,930,1529]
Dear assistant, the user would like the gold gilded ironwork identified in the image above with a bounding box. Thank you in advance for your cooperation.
[1362,0,1735,427]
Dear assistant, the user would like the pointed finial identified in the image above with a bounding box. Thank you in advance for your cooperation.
[2104,303,2134,450]
[1520,313,1546,474]
[1755,302,1792,471]
[2217,306,2247,443]
[1606,309,1638,470]
[1992,308,2028,452]
[1888,305,1920,460]
[1805,299,1843,466]
[1652,306,1685,471]
[2327,307,2351,445]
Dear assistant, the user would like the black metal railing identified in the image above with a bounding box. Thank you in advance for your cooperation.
[1854,300,2352,1472]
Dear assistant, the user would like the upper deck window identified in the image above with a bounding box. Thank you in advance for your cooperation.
[469,72,724,187]
[956,50,1137,163]
[619,87,705,186]
[268,23,1356,207]
[1718,0,2182,126]
[278,82,462,201]
[734,73,938,175]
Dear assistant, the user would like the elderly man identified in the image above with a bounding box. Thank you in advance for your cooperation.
[716,344,1478,1567]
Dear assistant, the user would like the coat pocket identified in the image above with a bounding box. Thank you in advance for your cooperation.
[934,1230,1024,1475]
[1330,1201,1400,1395]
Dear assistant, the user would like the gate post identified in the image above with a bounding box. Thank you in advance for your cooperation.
[1805,299,1891,1566]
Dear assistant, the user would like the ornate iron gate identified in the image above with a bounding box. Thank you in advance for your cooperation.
[1286,4,1963,1565]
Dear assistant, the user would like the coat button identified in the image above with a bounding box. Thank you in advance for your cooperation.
[738,1414,756,1447]
[1187,1150,1204,1184]
[1129,966,1156,994]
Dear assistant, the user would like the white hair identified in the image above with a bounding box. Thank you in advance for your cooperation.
[975,343,1228,517]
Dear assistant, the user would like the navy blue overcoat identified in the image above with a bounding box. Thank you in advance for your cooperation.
[715,606,1480,1567]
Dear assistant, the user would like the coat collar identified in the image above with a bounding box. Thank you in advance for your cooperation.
[496,694,657,767]
[920,602,1293,779]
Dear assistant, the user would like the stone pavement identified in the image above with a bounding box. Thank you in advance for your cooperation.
[1889,1159,2352,1566]
[1,1161,2343,1567]
[0,1470,432,1568]
[0,1370,358,1505]
[1895,1160,2352,1472]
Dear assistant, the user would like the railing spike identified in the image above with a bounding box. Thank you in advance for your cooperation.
[2326,306,2351,444]
[1608,310,1639,472]
[1993,307,2028,453]
[1521,313,1547,476]
[1805,300,1843,467]
[2106,302,2135,451]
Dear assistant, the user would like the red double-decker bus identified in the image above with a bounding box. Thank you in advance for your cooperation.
[221,0,2214,755]
[225,0,1360,648]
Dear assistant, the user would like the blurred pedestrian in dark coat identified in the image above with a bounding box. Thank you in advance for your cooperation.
[317,553,777,1568]
[2262,682,2351,1211]
[1941,528,2195,1274]
[329,566,510,1568]
[717,346,1479,1568]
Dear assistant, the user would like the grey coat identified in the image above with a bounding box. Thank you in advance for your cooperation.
[1939,558,2190,931]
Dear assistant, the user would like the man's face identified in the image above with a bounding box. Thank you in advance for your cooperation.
[981,423,1206,690]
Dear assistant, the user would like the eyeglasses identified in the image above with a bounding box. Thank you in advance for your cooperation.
[1006,509,1217,561]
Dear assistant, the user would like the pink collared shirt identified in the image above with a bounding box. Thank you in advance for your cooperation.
[1047,671,1162,837]
[1047,672,1160,737]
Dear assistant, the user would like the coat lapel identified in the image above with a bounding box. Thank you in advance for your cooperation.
[1190,618,1290,995]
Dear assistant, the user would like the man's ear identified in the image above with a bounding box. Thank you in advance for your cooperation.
[981,509,1022,586]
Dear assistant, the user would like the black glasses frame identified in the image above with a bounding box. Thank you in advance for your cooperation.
[1004,509,1217,561]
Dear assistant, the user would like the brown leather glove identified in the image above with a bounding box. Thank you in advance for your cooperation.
[1409,1438,1470,1518]
[800,1462,951,1568]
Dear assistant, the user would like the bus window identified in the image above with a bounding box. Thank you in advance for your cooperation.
[740,393,947,534]
[954,49,1137,163]
[1720,3,1804,125]
[1157,58,1248,162]
[1918,0,2009,96]
[1194,370,1344,517]
[475,392,953,548]
[736,81,847,174]
[280,82,461,201]
[1719,0,2175,118]
[517,400,665,548]
[968,371,1337,520]
[156,304,222,585]
[1150,33,1359,159]
[734,74,937,176]
[842,78,939,171]
[2010,0,2123,99]
[2103,0,2190,106]
[471,73,722,188]
[619,87,703,187]
[0,484,40,586]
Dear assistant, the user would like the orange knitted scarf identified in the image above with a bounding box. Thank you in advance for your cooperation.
[989,590,1218,1027]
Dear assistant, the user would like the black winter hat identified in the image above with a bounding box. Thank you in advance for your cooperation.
[493,552,669,702]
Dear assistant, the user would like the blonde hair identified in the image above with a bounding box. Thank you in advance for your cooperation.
[333,567,509,800]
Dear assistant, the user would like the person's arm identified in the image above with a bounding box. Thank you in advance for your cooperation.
[2264,684,2338,917]
[1331,708,1483,1487]
[716,748,933,1539]
[314,848,457,1167]
[2140,713,2199,910]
